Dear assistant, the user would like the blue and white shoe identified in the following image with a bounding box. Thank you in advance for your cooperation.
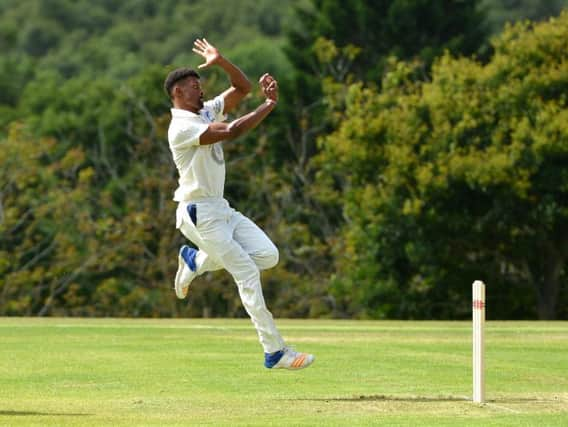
[264,346,315,370]
[174,245,198,299]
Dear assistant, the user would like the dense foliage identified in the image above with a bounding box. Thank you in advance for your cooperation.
[315,14,568,319]
[1,1,566,319]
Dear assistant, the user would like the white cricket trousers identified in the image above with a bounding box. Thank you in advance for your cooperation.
[176,197,285,354]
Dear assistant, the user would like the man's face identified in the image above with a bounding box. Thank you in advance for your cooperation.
[175,76,204,111]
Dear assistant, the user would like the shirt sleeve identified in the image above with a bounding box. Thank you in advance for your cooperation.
[203,95,226,122]
[172,120,209,148]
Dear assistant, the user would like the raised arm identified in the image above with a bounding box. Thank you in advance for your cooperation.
[199,74,278,146]
[193,38,252,114]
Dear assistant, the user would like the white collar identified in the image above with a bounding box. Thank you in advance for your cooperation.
[170,108,199,118]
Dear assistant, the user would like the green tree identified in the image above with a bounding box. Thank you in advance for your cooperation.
[274,0,489,240]
[287,0,486,84]
[315,13,568,319]
[482,0,568,34]
[0,70,180,317]
[0,124,100,315]
[249,0,490,319]
[282,0,487,139]
[0,0,302,317]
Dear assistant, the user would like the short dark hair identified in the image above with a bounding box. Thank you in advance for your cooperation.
[164,68,200,98]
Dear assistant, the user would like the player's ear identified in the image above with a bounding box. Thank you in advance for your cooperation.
[173,84,182,99]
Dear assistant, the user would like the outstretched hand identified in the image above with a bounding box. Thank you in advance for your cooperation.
[193,38,221,69]
[259,73,278,103]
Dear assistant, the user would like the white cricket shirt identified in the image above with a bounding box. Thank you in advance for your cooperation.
[168,96,226,202]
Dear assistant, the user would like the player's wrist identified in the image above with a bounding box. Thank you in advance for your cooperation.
[264,98,277,107]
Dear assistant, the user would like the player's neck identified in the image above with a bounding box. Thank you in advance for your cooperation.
[173,100,199,114]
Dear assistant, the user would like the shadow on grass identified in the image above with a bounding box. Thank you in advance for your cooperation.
[293,395,562,403]
[295,395,469,403]
[488,397,563,403]
[0,410,90,417]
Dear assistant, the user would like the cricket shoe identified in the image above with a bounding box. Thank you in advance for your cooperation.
[174,245,197,299]
[264,347,315,370]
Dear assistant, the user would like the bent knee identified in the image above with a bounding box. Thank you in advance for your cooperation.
[265,245,279,269]
[253,244,279,270]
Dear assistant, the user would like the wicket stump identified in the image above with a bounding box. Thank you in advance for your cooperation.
[472,280,485,403]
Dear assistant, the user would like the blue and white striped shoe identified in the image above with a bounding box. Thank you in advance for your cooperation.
[174,245,197,299]
[264,347,315,370]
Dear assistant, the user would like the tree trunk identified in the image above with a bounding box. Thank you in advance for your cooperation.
[536,276,560,320]
[535,243,564,320]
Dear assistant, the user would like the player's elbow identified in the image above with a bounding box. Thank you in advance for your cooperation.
[232,80,252,98]
[227,122,245,140]
[199,124,234,145]
[240,79,252,95]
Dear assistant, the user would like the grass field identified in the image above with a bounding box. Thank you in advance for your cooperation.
[1,318,567,426]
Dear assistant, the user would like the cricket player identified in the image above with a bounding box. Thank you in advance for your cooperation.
[164,38,314,370]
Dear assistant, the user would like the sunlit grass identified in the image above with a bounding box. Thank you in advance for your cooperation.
[0,318,567,426]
